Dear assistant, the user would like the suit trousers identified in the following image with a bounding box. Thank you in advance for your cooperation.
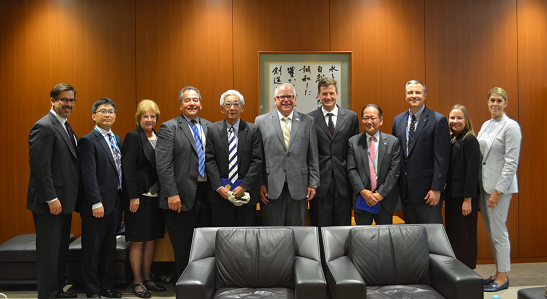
[80,207,119,294]
[33,212,72,299]
[309,179,351,227]
[261,183,306,226]
[479,187,512,272]
[211,200,255,227]
[163,182,208,279]
[402,189,443,224]
[354,205,393,225]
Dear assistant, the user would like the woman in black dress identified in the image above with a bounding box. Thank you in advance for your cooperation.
[122,100,165,298]
[444,104,480,269]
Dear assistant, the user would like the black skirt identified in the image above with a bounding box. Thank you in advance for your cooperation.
[124,194,165,242]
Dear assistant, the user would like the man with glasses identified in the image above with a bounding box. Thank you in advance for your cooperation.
[347,104,402,225]
[254,83,319,226]
[156,86,211,279]
[77,98,123,298]
[28,83,79,299]
[308,78,359,227]
[204,90,263,226]
[392,80,450,224]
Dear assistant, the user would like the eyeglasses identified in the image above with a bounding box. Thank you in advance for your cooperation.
[362,117,380,122]
[95,109,116,116]
[223,102,241,108]
[276,95,295,100]
[56,98,76,104]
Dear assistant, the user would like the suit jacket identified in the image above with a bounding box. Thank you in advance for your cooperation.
[347,131,402,213]
[445,133,480,199]
[308,106,359,198]
[205,120,263,205]
[27,111,79,214]
[122,126,159,200]
[477,114,521,194]
[77,128,123,216]
[156,115,211,211]
[392,106,451,205]
[254,110,320,200]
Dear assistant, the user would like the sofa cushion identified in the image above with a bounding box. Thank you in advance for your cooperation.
[367,285,444,299]
[0,234,74,263]
[215,228,295,289]
[67,235,130,262]
[214,287,295,299]
[348,226,430,286]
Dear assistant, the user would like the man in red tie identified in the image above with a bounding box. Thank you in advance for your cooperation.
[347,104,402,225]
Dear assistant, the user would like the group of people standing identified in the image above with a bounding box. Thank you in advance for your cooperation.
[27,78,521,299]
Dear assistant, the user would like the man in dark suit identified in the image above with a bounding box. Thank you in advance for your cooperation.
[348,104,402,225]
[254,83,320,226]
[77,98,123,298]
[27,83,79,299]
[205,90,263,226]
[391,80,450,224]
[308,78,359,227]
[156,86,211,279]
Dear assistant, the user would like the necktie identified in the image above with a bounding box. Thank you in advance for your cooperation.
[228,126,238,184]
[408,114,417,151]
[282,116,291,148]
[107,133,122,189]
[369,136,377,192]
[191,120,206,177]
[328,113,335,136]
[64,121,77,152]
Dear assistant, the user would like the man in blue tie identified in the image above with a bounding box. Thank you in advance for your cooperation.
[205,90,263,226]
[156,86,212,279]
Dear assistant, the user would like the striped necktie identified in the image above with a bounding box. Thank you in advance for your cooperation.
[107,133,122,190]
[282,116,291,148]
[228,126,238,184]
[191,119,205,177]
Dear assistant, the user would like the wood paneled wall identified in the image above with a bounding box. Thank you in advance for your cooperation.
[1,0,545,263]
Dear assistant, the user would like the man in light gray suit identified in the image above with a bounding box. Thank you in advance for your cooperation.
[255,83,319,226]
[156,86,211,278]
[308,78,359,227]
[347,104,402,225]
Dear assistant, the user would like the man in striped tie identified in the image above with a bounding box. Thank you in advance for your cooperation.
[205,90,263,226]
[254,83,320,226]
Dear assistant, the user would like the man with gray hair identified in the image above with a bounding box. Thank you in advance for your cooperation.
[205,90,263,226]
[156,86,211,279]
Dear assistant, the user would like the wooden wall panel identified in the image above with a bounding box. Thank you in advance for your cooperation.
[424,0,519,260]
[233,0,330,121]
[135,0,234,124]
[0,0,136,244]
[517,0,547,258]
[330,0,426,130]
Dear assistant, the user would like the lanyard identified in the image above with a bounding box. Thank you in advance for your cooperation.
[95,127,121,155]
[186,119,203,146]
[367,137,379,175]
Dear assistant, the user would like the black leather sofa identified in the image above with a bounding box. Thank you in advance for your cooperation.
[176,227,326,299]
[321,224,483,299]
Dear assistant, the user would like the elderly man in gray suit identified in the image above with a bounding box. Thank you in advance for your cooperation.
[156,86,211,279]
[347,104,402,225]
[255,83,320,226]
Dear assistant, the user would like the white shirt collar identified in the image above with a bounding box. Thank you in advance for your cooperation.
[322,105,338,117]
[277,110,294,120]
[50,109,67,125]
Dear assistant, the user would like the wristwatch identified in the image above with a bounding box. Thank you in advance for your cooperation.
[495,190,502,195]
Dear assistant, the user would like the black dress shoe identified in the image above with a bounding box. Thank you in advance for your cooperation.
[55,291,77,298]
[100,289,122,298]
[86,293,101,298]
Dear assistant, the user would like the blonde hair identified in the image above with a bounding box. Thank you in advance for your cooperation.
[135,99,160,125]
[487,87,507,102]
[448,104,475,137]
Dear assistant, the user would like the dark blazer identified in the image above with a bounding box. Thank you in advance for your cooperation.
[122,126,159,200]
[27,112,79,214]
[391,106,451,205]
[156,115,211,211]
[205,120,263,205]
[445,133,480,199]
[77,129,123,216]
[347,131,402,213]
[308,106,359,198]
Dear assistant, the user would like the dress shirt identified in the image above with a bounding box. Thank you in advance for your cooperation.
[225,119,240,146]
[182,115,207,182]
[322,105,338,127]
[277,110,294,131]
[406,105,425,155]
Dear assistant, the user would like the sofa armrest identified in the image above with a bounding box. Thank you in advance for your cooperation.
[325,256,366,299]
[294,256,326,299]
[430,254,483,299]
[176,257,216,299]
